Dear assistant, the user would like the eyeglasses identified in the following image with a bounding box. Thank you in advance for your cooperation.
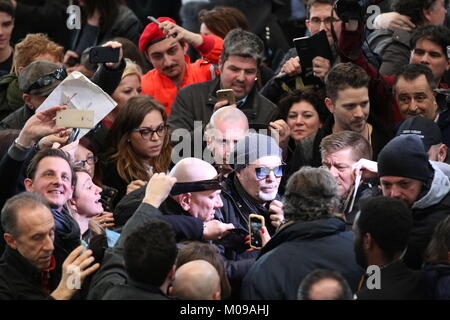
[74,156,98,167]
[253,164,285,180]
[308,17,340,26]
[27,68,67,92]
[132,124,167,140]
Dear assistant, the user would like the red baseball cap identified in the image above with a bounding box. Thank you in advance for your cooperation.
[139,17,176,52]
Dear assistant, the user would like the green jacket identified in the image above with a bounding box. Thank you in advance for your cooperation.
[0,74,24,121]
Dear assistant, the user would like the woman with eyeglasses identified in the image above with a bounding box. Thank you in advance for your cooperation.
[100,95,172,209]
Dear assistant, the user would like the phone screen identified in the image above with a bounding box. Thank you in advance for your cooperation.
[250,219,263,248]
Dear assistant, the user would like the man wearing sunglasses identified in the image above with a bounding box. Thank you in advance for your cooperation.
[221,133,285,238]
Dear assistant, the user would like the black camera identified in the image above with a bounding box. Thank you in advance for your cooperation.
[334,0,370,22]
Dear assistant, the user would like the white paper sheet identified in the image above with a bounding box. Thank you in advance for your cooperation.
[36,71,117,139]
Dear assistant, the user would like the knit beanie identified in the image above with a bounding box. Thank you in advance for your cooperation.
[378,135,432,182]
[228,133,282,171]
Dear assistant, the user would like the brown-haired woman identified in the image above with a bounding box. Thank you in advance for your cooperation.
[100,95,172,209]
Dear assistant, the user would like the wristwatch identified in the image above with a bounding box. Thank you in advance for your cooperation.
[14,138,33,150]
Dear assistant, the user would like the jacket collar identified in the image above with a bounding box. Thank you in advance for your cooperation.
[259,217,346,257]
[2,246,54,287]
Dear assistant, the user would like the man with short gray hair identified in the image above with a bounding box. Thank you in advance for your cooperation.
[168,28,279,131]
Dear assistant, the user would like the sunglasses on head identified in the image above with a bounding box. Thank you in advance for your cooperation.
[254,164,285,180]
[27,68,67,92]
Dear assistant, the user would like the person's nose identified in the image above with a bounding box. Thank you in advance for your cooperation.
[43,234,54,252]
[419,53,430,65]
[295,115,304,126]
[214,195,223,209]
[162,53,172,66]
[236,70,245,82]
[329,165,339,179]
[353,106,364,119]
[390,185,402,199]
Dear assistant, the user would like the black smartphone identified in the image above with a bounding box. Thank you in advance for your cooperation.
[65,56,80,67]
[89,46,120,64]
[213,228,248,253]
[249,214,265,249]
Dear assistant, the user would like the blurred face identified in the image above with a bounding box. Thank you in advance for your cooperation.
[410,39,450,83]
[24,94,47,111]
[112,74,141,112]
[24,157,74,210]
[326,87,370,134]
[200,23,214,37]
[236,156,282,203]
[219,55,257,100]
[287,100,322,141]
[5,205,55,270]
[129,110,166,160]
[207,119,248,165]
[380,176,423,208]
[322,148,357,198]
[424,0,447,25]
[306,3,342,45]
[146,37,187,82]
[394,75,437,120]
[74,145,95,178]
[74,171,103,217]
[0,12,14,50]
[188,189,223,222]
[352,219,368,269]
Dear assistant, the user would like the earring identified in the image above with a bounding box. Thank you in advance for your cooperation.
[255,77,258,81]
[127,139,130,142]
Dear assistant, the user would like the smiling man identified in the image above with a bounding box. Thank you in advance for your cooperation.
[168,29,279,132]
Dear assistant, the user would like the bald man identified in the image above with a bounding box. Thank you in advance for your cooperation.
[205,106,249,172]
[168,158,224,222]
[169,260,221,300]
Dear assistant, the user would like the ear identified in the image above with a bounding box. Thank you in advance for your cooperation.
[23,94,31,107]
[3,233,17,250]
[422,8,434,25]
[68,197,77,212]
[305,20,311,31]
[24,178,34,192]
[168,264,176,282]
[17,66,24,74]
[363,232,373,251]
[324,97,334,114]
[179,193,191,211]
[438,144,448,162]
[182,41,189,54]
[218,58,224,72]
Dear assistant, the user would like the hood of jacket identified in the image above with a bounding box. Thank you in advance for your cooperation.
[412,161,450,210]
[258,217,347,258]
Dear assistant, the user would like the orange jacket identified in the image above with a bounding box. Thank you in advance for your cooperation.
[141,35,222,115]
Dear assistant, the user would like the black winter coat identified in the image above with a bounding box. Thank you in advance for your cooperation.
[241,217,364,300]
[0,247,57,300]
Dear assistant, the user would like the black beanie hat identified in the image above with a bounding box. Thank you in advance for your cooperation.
[378,135,432,182]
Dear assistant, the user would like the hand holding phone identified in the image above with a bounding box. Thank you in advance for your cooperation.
[249,214,265,249]
[216,89,236,105]
[89,46,120,64]
[56,109,95,129]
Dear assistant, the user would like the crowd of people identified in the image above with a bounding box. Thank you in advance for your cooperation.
[0,0,449,301]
